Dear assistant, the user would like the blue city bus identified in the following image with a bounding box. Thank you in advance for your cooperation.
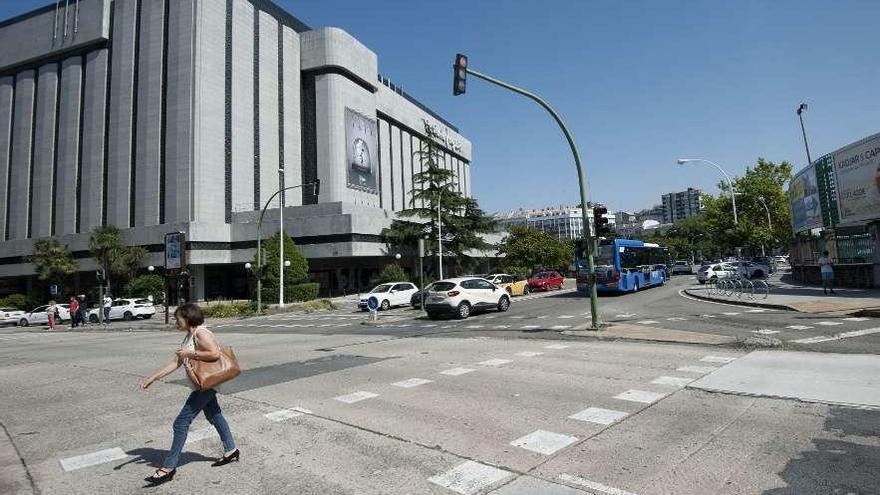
[575,238,668,294]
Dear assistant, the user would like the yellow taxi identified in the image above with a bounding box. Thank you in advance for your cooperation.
[485,274,530,296]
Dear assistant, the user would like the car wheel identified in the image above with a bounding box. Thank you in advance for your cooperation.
[753,270,764,279]
[698,280,706,285]
[506,287,513,296]
[456,302,471,320]
[497,296,510,312]
[123,311,134,321]
[710,276,718,282]
[89,314,99,323]
[360,307,368,312]
[380,299,390,311]
[142,314,153,319]
[523,285,530,295]
[18,318,28,327]
[427,311,440,320]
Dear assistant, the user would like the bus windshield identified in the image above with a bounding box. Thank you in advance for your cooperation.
[596,244,615,267]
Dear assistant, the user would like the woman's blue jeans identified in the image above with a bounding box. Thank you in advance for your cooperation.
[162,389,235,469]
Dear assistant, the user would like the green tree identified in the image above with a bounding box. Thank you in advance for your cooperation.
[125,274,165,304]
[370,264,412,286]
[28,238,78,286]
[252,231,309,303]
[496,226,574,275]
[382,122,497,275]
[88,225,147,294]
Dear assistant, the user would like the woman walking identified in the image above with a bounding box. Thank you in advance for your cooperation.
[140,304,239,485]
[47,300,57,330]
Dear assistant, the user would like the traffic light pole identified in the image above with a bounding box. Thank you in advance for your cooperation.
[464,67,601,330]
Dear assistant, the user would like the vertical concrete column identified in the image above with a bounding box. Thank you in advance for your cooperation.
[281,25,301,207]
[191,0,227,224]
[0,77,13,239]
[7,70,35,240]
[390,125,401,211]
[164,0,195,224]
[190,264,205,301]
[379,119,392,210]
[133,0,165,227]
[54,57,83,236]
[870,222,880,288]
[230,0,254,213]
[106,0,140,227]
[79,48,109,231]
[257,11,280,210]
[401,131,412,209]
[30,63,60,238]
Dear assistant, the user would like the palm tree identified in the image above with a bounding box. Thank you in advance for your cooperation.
[88,226,147,294]
[28,238,78,285]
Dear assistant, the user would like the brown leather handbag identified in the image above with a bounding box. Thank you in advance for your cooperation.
[185,331,241,391]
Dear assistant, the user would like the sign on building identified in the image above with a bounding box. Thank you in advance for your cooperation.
[165,232,185,272]
[789,164,823,233]
[345,108,379,194]
[832,133,880,226]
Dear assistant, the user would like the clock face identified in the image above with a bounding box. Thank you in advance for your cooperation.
[345,108,379,193]
[351,137,372,173]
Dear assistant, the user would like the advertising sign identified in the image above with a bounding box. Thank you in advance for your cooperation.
[833,133,880,225]
[345,108,379,193]
[164,232,185,271]
[788,164,823,233]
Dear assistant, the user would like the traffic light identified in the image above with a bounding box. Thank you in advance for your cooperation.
[453,53,468,96]
[592,205,611,236]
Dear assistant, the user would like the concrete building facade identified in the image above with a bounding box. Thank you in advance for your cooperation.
[0,0,471,299]
[661,187,703,224]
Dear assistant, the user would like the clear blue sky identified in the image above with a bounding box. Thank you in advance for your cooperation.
[3,1,878,214]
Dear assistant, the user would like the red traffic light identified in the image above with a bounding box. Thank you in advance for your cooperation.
[456,54,468,69]
[453,53,468,96]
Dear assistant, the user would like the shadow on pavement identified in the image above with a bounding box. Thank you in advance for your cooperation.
[774,274,880,300]
[763,406,880,494]
[114,446,216,472]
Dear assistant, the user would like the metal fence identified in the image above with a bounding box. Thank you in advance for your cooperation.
[836,233,874,264]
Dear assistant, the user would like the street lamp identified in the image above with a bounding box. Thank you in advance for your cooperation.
[756,196,773,257]
[278,168,286,308]
[677,158,738,225]
[797,103,812,165]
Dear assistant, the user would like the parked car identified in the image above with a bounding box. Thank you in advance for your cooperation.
[18,304,71,326]
[484,274,530,296]
[87,298,156,322]
[528,271,565,291]
[751,256,776,273]
[423,278,511,320]
[410,283,437,309]
[774,255,789,265]
[670,261,693,275]
[696,264,736,284]
[742,261,771,279]
[359,282,418,311]
[1,307,25,326]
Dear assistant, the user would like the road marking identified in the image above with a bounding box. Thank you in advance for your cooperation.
[397,324,413,328]
[701,314,716,318]
[478,358,512,367]
[550,325,571,330]
[510,430,578,455]
[700,355,737,364]
[752,329,780,335]
[515,351,543,357]
[815,321,843,326]
[745,309,768,313]
[485,316,496,319]
[558,315,574,319]
[428,460,513,495]
[264,408,310,422]
[495,325,511,329]
[786,325,813,330]
[651,376,694,387]
[440,367,475,376]
[790,327,880,344]
[558,474,639,495]
[721,312,740,316]
[537,315,549,319]
[392,378,433,388]
[441,325,455,329]
[568,407,629,425]
[544,344,570,349]
[666,317,687,321]
[334,391,379,404]
[635,320,658,325]
[59,447,128,472]
[510,316,525,319]
[843,317,870,322]
[521,325,540,330]
[185,427,215,444]
[677,365,718,374]
[614,390,666,404]
[465,325,484,329]
[422,324,438,328]
[615,314,636,318]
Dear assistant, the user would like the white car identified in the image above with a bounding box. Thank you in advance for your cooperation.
[1,307,25,326]
[88,298,156,322]
[358,282,418,311]
[18,304,71,326]
[423,277,511,320]
[774,255,789,265]
[696,264,736,284]
[670,261,693,275]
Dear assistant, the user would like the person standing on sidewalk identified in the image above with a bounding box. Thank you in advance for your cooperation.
[103,295,112,324]
[47,300,57,330]
[818,250,836,294]
[140,304,239,485]
[69,296,79,328]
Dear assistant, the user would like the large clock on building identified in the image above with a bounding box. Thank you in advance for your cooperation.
[345,108,379,193]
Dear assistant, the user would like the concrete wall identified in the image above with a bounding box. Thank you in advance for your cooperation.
[281,26,301,207]
[29,64,59,238]
[257,11,280,211]
[54,56,83,236]
[0,77,13,239]
[79,48,108,231]
[164,0,195,224]
[230,0,255,212]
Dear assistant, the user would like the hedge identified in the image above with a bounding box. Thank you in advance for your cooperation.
[288,283,320,302]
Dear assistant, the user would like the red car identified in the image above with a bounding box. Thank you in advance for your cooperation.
[528,271,565,291]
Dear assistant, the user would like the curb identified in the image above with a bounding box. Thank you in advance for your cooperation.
[683,289,797,312]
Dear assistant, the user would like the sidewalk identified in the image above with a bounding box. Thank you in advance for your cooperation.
[684,273,880,314]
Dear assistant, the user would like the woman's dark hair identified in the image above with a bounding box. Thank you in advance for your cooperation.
[174,303,205,327]
[823,250,829,256]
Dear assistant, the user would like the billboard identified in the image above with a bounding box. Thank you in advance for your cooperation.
[833,133,880,225]
[788,165,822,233]
[165,232,185,271]
[345,108,379,193]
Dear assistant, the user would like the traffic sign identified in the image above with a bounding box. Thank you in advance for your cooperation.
[367,296,379,311]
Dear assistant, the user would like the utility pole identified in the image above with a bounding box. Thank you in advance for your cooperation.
[452,54,600,330]
[278,169,285,308]
[797,103,812,165]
